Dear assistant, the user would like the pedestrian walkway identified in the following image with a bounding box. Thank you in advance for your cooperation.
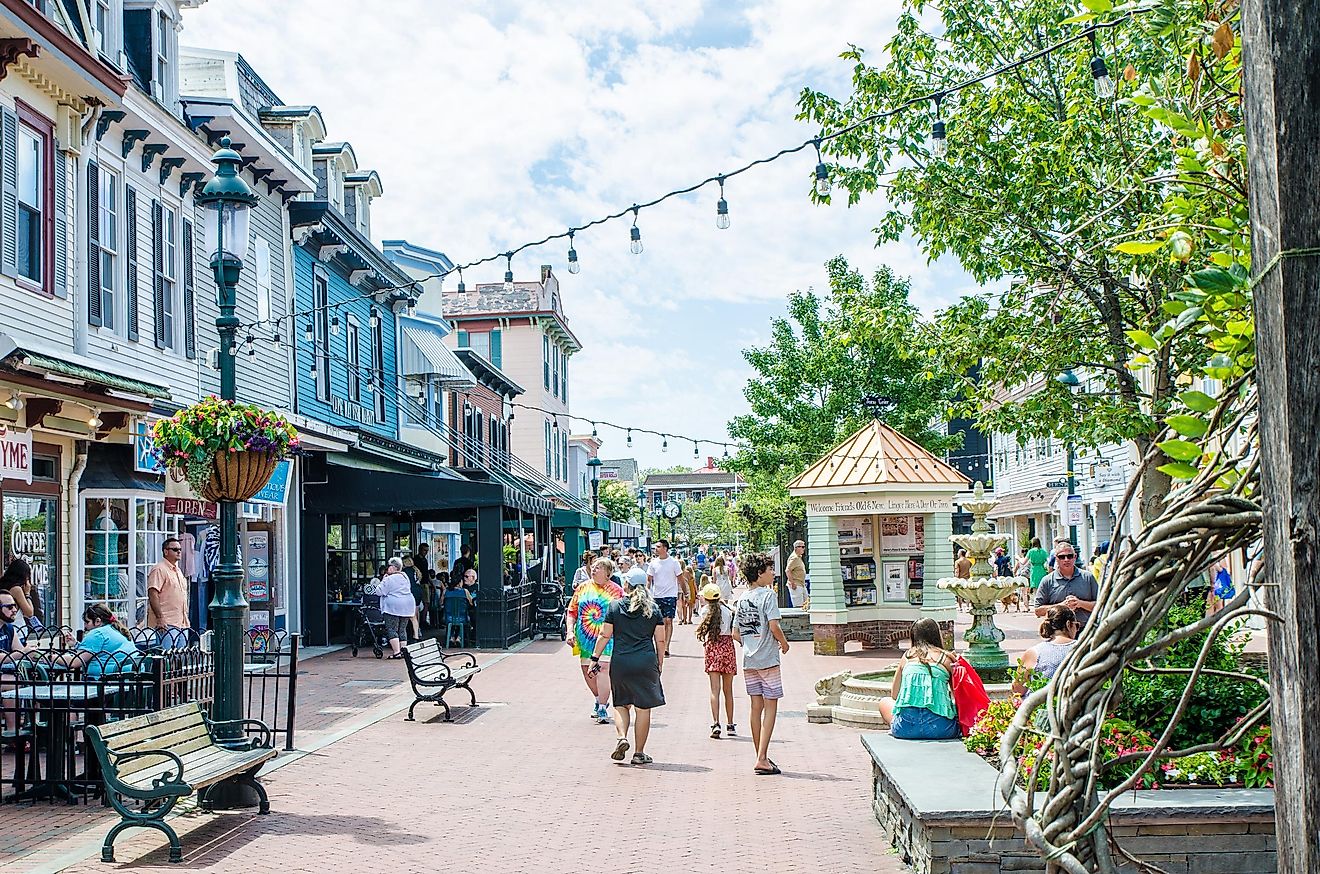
[49,625,904,873]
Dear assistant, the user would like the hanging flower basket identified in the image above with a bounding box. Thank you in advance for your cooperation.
[152,397,299,503]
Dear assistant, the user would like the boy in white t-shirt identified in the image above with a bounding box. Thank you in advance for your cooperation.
[734,552,789,775]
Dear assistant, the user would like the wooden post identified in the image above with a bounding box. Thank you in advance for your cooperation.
[1242,1,1320,869]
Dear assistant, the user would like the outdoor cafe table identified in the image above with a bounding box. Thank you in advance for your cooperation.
[3,682,105,803]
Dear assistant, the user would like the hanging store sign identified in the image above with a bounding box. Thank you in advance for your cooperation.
[805,495,954,517]
[1067,495,1084,526]
[248,459,292,506]
[134,422,166,474]
[164,470,218,520]
[0,425,32,484]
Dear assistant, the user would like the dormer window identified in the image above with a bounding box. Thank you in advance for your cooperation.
[95,0,114,56]
[155,10,169,94]
[124,2,177,109]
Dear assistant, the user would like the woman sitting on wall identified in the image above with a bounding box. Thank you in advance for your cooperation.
[1012,605,1079,694]
[878,618,960,740]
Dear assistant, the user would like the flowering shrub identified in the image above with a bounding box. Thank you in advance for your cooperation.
[1238,723,1273,788]
[965,697,1020,759]
[152,397,298,494]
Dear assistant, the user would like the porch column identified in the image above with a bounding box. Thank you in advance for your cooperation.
[475,504,506,648]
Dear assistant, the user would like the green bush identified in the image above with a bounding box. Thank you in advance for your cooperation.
[1114,602,1268,750]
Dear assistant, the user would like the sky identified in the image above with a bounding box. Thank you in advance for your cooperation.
[181,0,982,472]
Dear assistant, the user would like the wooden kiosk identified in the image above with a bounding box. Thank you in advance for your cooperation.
[788,421,971,655]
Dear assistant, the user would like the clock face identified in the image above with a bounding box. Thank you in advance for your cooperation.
[663,501,682,520]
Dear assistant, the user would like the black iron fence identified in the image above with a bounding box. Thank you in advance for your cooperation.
[0,628,299,804]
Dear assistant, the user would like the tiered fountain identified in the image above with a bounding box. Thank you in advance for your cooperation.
[936,481,1024,680]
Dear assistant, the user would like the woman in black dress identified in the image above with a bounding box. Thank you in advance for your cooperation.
[589,575,666,765]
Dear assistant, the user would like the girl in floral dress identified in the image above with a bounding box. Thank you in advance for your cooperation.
[696,583,737,738]
[566,558,625,723]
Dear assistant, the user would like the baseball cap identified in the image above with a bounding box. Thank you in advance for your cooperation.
[700,583,722,601]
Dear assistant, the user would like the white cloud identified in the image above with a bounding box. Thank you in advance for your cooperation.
[182,0,975,471]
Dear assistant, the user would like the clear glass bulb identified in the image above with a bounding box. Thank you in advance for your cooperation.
[716,198,730,230]
[814,163,831,196]
[1091,57,1115,98]
[630,226,643,255]
[503,270,515,293]
[303,322,313,342]
[567,248,580,274]
[931,121,948,158]
[661,438,668,453]
[330,316,340,337]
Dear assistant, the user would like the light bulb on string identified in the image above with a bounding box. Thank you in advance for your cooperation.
[715,176,730,230]
[813,139,831,197]
[272,327,281,345]
[629,207,643,255]
[693,441,699,459]
[370,308,381,330]
[723,445,729,459]
[1089,33,1115,98]
[330,315,340,337]
[87,408,102,429]
[228,341,238,357]
[245,333,256,357]
[406,297,417,316]
[304,321,314,343]
[591,422,598,438]
[661,436,668,453]
[626,429,632,448]
[553,415,559,430]
[930,93,948,159]
[308,359,317,379]
[567,231,581,274]
[503,253,515,292]
[456,269,466,293]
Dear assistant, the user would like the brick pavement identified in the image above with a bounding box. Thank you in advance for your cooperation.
[50,620,912,874]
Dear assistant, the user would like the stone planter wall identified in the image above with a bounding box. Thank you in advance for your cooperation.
[813,619,954,655]
[864,733,1276,874]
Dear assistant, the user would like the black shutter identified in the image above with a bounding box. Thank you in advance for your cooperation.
[125,187,139,341]
[86,161,101,326]
[182,218,195,359]
[152,198,165,349]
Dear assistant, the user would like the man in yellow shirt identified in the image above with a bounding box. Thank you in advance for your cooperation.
[785,540,808,609]
[147,538,190,643]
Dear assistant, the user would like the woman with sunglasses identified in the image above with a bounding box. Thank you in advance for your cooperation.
[1013,605,1079,693]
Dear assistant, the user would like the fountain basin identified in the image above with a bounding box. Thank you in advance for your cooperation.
[808,667,1013,728]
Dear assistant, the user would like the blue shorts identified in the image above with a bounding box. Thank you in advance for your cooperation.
[890,707,960,740]
[656,597,677,619]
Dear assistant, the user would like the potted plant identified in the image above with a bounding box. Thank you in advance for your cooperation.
[152,396,299,503]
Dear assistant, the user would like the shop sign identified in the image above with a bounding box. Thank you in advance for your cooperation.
[805,495,954,516]
[588,530,604,550]
[10,519,49,594]
[600,468,620,480]
[248,459,292,506]
[0,425,32,485]
[246,531,270,602]
[879,515,925,553]
[164,470,218,520]
[134,422,165,474]
[330,396,375,426]
[1067,494,1084,526]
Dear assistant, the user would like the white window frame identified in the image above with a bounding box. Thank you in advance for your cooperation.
[254,237,272,322]
[16,124,44,287]
[98,166,119,333]
[160,202,177,351]
[314,272,330,401]
[153,7,171,104]
[346,314,361,403]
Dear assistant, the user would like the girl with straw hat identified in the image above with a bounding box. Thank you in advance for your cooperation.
[696,580,737,739]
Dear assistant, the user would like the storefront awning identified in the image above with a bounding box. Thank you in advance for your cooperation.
[400,325,475,388]
[79,444,164,492]
[305,462,552,517]
[984,488,1062,520]
[0,341,170,401]
[553,508,611,532]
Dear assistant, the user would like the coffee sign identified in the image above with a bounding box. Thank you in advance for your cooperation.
[0,425,32,484]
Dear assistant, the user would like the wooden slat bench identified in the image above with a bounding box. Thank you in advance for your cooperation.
[84,701,276,863]
[400,638,481,722]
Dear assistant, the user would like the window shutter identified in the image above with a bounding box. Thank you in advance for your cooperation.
[456,329,468,348]
[182,217,195,358]
[152,198,165,348]
[489,329,502,368]
[0,106,17,277]
[53,144,67,298]
[125,187,138,341]
[86,161,101,326]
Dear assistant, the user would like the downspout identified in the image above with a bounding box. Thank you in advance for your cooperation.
[65,441,90,625]
[72,104,103,357]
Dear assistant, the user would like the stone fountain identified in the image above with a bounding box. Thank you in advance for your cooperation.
[936,481,1024,679]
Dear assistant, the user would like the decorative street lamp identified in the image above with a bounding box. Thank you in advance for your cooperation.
[588,455,602,523]
[195,138,258,764]
[1055,368,1082,544]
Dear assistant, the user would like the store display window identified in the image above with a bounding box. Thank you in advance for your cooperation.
[83,493,179,628]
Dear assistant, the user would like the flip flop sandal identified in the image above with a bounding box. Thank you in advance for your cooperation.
[630,752,653,765]
[754,763,782,775]
[611,738,631,761]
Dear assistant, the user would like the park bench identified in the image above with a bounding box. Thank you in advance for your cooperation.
[84,701,276,863]
[400,638,481,722]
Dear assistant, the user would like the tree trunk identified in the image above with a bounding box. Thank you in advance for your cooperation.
[1241,1,1320,869]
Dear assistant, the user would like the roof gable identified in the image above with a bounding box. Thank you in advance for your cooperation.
[787,421,970,494]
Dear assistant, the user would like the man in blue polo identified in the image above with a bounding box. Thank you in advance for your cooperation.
[1033,538,1099,625]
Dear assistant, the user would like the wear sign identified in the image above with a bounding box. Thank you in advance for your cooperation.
[0,425,32,484]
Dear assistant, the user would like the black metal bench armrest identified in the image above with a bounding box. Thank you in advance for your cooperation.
[205,716,276,750]
[406,661,455,685]
[440,651,479,670]
[103,749,190,798]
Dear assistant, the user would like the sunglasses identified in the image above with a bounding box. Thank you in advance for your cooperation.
[1057,553,1077,560]
[165,547,183,552]
[0,603,16,610]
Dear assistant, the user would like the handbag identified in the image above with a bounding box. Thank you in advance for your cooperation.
[950,655,991,737]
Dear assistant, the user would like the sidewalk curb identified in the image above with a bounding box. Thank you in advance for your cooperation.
[25,644,525,874]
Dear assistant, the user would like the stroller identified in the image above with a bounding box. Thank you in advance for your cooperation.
[535,582,567,641]
[350,582,388,658]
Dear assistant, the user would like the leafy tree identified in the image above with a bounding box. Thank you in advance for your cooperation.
[726,256,961,522]
[596,478,638,524]
[796,0,1248,519]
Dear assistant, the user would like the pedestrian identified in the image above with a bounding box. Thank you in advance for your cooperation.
[0,590,39,733]
[1033,539,1099,626]
[677,557,696,625]
[0,559,41,640]
[1012,605,1079,694]
[573,551,596,587]
[619,554,647,591]
[711,555,735,602]
[403,556,423,640]
[785,540,808,608]
[451,544,475,584]
[566,557,625,724]
[993,546,1012,578]
[877,618,961,740]
[590,567,666,766]
[696,582,737,739]
[646,539,682,656]
[414,542,432,584]
[954,549,972,579]
[1025,537,1049,594]
[147,538,190,648]
[378,557,416,659]
[734,551,789,775]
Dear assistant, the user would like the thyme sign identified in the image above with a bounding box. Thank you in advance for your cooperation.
[0,425,33,485]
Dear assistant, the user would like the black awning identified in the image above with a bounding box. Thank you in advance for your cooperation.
[304,462,548,517]
[80,443,164,492]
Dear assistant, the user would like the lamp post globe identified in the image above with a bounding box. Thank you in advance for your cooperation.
[196,138,259,790]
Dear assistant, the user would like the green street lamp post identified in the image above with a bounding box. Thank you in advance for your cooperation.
[588,456,602,523]
[196,138,259,775]
[1056,368,1082,545]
